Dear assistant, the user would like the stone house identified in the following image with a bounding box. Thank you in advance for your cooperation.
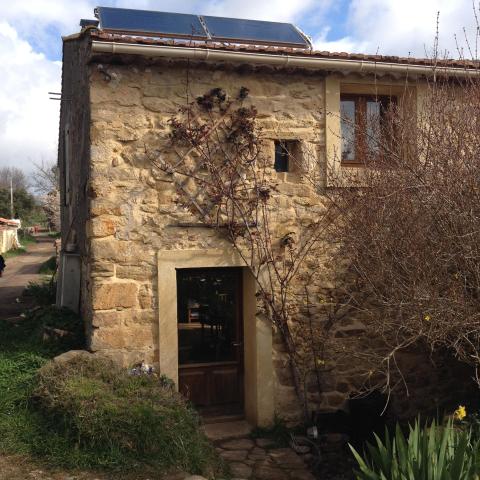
[57,7,478,427]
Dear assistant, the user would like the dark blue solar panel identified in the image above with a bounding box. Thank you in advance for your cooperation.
[96,7,207,39]
[203,16,308,47]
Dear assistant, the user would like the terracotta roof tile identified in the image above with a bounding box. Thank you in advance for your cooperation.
[89,31,480,70]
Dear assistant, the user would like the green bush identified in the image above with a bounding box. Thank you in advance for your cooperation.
[38,256,56,275]
[24,279,56,305]
[350,418,480,480]
[33,355,223,475]
[0,307,222,476]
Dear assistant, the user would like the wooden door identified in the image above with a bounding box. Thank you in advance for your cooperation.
[177,267,244,416]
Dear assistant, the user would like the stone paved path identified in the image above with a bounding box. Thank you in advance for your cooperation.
[216,437,316,480]
[0,234,55,321]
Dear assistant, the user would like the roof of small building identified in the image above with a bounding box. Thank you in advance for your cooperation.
[0,218,20,227]
[90,30,480,70]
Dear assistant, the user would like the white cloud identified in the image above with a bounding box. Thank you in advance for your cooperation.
[0,0,476,178]
[0,22,61,174]
[314,26,369,53]
[313,0,478,57]
[0,0,321,176]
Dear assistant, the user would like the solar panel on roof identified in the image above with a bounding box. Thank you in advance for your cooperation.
[203,16,308,48]
[94,6,311,49]
[96,7,208,40]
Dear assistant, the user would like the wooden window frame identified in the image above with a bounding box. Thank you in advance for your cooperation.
[340,93,396,166]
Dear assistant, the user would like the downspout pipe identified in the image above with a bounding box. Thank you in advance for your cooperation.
[92,40,480,78]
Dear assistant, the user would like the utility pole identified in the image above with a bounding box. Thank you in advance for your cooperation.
[10,175,14,219]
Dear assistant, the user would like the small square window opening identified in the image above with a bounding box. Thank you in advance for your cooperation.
[274,140,299,173]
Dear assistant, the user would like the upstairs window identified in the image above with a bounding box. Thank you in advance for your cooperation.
[340,94,396,164]
[274,140,300,173]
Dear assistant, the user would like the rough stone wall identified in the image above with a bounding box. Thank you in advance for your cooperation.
[82,53,478,425]
[86,57,331,420]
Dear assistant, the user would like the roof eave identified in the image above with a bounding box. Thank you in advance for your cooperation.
[91,39,480,78]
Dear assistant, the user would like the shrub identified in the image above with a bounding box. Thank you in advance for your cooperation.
[33,355,223,475]
[24,279,56,305]
[38,256,56,275]
[250,416,292,448]
[29,306,85,353]
[350,418,480,479]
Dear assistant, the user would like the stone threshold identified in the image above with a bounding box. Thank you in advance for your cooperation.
[203,419,252,443]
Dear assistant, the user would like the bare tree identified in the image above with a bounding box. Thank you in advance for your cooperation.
[31,159,59,196]
[329,71,480,390]
[0,166,28,191]
[31,160,60,231]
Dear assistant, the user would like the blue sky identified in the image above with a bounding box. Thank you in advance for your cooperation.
[0,0,477,175]
[18,0,355,62]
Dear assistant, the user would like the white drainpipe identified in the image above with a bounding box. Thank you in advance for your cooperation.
[91,40,479,78]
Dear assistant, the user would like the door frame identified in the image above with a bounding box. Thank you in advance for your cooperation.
[157,248,274,427]
[176,266,244,415]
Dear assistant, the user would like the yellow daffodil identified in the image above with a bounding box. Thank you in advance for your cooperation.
[424,314,431,322]
[454,405,467,421]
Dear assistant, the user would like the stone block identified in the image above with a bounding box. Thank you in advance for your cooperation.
[91,310,124,328]
[229,463,252,479]
[89,217,117,238]
[93,348,155,367]
[91,309,156,329]
[116,264,155,281]
[91,261,115,278]
[90,323,155,350]
[92,282,138,310]
[90,199,122,217]
[91,238,154,265]
[139,284,154,309]
[220,450,248,461]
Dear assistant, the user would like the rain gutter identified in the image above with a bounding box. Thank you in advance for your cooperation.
[91,40,479,78]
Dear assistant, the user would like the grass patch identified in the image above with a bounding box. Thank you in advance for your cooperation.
[47,232,61,239]
[33,356,223,475]
[38,256,56,275]
[0,307,85,461]
[4,246,27,259]
[0,309,224,477]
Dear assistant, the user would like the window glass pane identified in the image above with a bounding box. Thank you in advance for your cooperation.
[177,268,240,364]
[366,100,381,154]
[341,100,356,162]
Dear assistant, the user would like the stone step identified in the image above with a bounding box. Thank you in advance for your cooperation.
[203,420,252,443]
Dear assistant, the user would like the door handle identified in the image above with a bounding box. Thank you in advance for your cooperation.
[232,342,243,347]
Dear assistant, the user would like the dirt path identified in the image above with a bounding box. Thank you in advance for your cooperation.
[0,454,190,480]
[0,235,55,321]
